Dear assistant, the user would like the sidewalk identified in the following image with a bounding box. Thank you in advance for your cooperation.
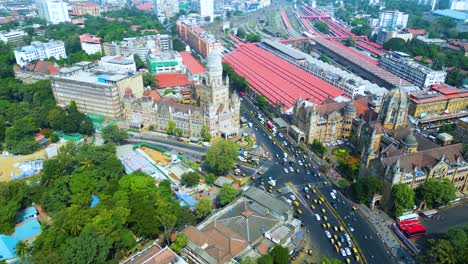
[357,205,416,264]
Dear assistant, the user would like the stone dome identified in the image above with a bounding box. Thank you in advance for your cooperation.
[206,52,222,72]
[402,133,418,147]
[344,101,356,112]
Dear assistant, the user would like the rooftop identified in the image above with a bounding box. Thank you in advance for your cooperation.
[79,34,101,44]
[12,218,42,241]
[409,84,468,104]
[433,9,468,21]
[16,206,38,222]
[55,64,135,86]
[0,235,18,261]
[156,73,191,88]
[122,243,187,264]
[223,43,344,109]
[243,187,291,217]
[180,52,205,75]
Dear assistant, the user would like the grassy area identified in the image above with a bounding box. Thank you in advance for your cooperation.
[336,179,350,189]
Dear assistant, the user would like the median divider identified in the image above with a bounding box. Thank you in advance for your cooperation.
[315,188,367,264]
[240,104,293,159]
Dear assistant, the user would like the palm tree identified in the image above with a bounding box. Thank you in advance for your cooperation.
[14,241,31,262]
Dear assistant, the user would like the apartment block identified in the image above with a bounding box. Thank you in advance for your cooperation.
[378,10,408,29]
[14,41,66,67]
[35,0,70,24]
[146,50,183,74]
[379,52,447,88]
[79,34,102,55]
[0,30,27,47]
[177,20,221,58]
[51,62,143,118]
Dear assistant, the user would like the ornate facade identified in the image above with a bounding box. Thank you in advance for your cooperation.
[123,52,240,138]
[354,87,467,207]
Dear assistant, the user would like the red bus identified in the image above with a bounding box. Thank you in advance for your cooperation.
[397,219,421,228]
[266,121,273,129]
[403,224,426,239]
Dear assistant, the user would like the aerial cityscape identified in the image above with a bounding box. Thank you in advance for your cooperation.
[0,0,467,263]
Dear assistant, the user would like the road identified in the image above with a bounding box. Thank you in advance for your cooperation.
[241,96,397,264]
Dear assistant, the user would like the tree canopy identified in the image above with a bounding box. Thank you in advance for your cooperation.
[181,172,200,187]
[351,176,383,203]
[416,179,456,209]
[420,225,468,264]
[314,21,330,34]
[204,139,238,175]
[101,125,128,145]
[217,184,239,206]
[195,199,213,219]
[391,183,415,217]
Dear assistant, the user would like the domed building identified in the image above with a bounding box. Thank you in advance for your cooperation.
[379,87,408,130]
[123,52,240,138]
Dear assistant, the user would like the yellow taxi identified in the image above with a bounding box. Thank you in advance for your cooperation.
[318,200,322,205]
[345,258,351,264]
[326,223,331,228]
[320,197,325,202]
[310,204,315,210]
[305,194,310,199]
[321,208,326,214]
[312,188,317,194]
[333,226,338,232]
[340,226,345,232]
[334,245,339,253]
[277,189,282,193]
[293,201,300,207]
[355,255,360,262]
[296,209,303,215]
[307,184,313,189]
[313,199,318,204]
[322,223,327,229]
[336,241,342,247]
[268,189,273,193]
[323,215,328,221]
[333,234,338,241]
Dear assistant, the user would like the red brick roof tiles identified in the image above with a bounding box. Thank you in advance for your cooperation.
[155,73,191,88]
[223,43,344,109]
[79,34,101,44]
[180,52,205,75]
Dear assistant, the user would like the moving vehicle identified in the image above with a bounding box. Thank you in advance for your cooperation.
[340,248,346,257]
[293,201,300,207]
[305,194,310,199]
[289,167,294,172]
[330,192,337,199]
[283,168,288,173]
[325,230,332,238]
[345,247,351,256]
[315,214,321,221]
[310,204,315,210]
[296,209,303,215]
[290,195,297,201]
[321,208,326,214]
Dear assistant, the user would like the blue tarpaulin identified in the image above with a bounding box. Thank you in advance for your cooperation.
[90,195,100,208]
[16,206,37,222]
[176,193,197,207]
[12,218,41,241]
[0,235,19,261]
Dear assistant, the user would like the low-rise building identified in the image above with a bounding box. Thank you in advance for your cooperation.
[14,40,66,67]
[0,30,27,47]
[121,243,187,264]
[147,50,183,74]
[379,52,447,88]
[408,84,468,127]
[376,28,413,45]
[14,60,59,83]
[181,187,299,264]
[102,34,173,59]
[99,54,136,72]
[51,62,143,118]
[79,34,102,55]
[72,2,100,16]
[180,51,205,84]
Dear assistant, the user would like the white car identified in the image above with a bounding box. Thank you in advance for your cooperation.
[289,167,294,172]
[330,192,337,199]
[349,226,355,232]
[345,233,351,241]
[290,195,297,201]
[340,248,346,257]
[283,168,289,173]
[304,187,310,193]
[332,189,337,194]
[325,230,332,239]
[315,214,321,221]
[283,141,288,146]
[279,133,284,138]
[345,247,351,256]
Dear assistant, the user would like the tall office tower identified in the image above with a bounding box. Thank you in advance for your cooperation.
[378,10,409,29]
[36,0,70,24]
[417,0,437,11]
[450,0,468,11]
[200,0,214,22]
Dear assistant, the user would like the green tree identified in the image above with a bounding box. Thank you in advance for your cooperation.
[269,245,289,264]
[166,121,176,135]
[143,72,157,89]
[205,139,238,175]
[416,179,456,209]
[205,173,217,185]
[351,176,383,203]
[195,199,213,219]
[239,256,256,264]
[246,33,261,43]
[181,172,200,187]
[318,54,330,63]
[351,24,372,36]
[345,37,356,47]
[314,21,330,34]
[172,37,186,52]
[257,95,267,111]
[257,254,273,264]
[217,184,239,206]
[101,125,128,145]
[311,139,327,158]
[62,227,112,263]
[134,54,146,70]
[391,183,415,217]
[170,234,188,254]
[383,38,407,51]
[236,27,246,39]
[421,239,456,264]
[15,241,31,262]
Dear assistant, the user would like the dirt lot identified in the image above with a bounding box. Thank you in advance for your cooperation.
[0,150,47,182]
[140,146,172,166]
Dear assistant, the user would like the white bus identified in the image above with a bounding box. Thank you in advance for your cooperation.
[397,213,419,222]
[421,209,438,218]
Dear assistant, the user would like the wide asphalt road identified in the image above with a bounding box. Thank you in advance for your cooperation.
[241,98,396,264]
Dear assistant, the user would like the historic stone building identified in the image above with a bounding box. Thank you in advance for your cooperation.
[123,52,240,138]
[291,97,373,144]
[354,87,467,207]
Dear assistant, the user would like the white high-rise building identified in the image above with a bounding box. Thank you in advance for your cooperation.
[14,41,67,67]
[153,0,179,21]
[450,0,468,11]
[378,10,409,29]
[416,0,437,10]
[200,0,214,22]
[35,0,70,24]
